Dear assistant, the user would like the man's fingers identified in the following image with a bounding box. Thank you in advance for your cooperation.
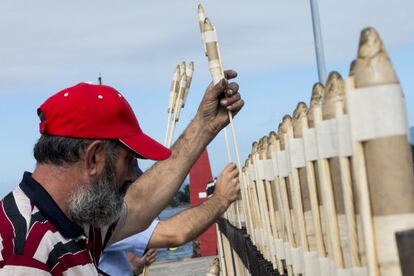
[224,162,236,173]
[224,70,238,80]
[226,99,244,112]
[147,257,156,264]
[208,78,228,98]
[220,92,241,107]
[225,82,239,96]
[230,168,239,178]
[207,70,238,98]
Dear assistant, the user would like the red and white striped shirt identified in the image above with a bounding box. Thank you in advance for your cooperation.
[0,172,126,275]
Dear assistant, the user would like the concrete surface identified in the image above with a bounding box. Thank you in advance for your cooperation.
[148,256,217,276]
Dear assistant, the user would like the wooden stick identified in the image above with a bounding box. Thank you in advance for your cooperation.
[216,225,227,276]
[262,137,286,274]
[246,155,260,249]
[248,153,265,256]
[272,133,296,276]
[352,27,414,275]
[282,115,309,255]
[206,257,221,276]
[268,132,289,274]
[256,138,276,264]
[198,6,246,274]
[167,73,187,146]
[244,156,256,243]
[292,102,326,258]
[242,164,254,240]
[239,160,253,232]
[182,62,194,108]
[198,5,243,222]
[197,4,207,56]
[252,141,269,258]
[199,7,243,173]
[165,63,184,147]
[308,83,345,269]
[164,65,180,146]
[324,71,361,268]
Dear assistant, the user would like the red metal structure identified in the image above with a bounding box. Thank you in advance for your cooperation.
[189,149,218,256]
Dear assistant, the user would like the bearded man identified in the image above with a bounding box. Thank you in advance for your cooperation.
[0,70,243,275]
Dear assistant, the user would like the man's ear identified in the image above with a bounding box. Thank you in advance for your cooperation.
[83,140,106,177]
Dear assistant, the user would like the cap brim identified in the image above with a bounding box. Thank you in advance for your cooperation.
[119,133,171,161]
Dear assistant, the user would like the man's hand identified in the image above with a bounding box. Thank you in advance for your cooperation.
[196,70,244,135]
[143,248,157,266]
[147,164,240,249]
[213,163,240,206]
[128,249,157,275]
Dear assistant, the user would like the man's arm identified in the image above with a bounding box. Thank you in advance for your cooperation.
[148,163,239,248]
[114,70,243,241]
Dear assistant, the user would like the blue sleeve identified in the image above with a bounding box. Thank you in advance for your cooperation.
[103,219,159,257]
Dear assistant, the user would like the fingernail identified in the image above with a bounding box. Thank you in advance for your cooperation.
[226,105,232,110]
[221,99,228,105]
[226,89,234,96]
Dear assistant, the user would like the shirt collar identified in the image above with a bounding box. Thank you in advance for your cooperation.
[19,171,84,239]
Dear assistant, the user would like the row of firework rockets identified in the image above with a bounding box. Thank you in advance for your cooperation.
[219,26,414,276]
[165,5,413,276]
[164,61,194,147]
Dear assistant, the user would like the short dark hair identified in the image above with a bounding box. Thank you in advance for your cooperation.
[33,134,120,166]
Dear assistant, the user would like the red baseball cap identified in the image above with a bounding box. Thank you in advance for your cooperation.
[37,82,171,161]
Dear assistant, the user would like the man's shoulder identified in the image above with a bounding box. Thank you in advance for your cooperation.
[0,187,95,274]
[1,187,56,258]
[0,188,34,253]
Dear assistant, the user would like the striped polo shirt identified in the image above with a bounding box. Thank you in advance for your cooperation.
[0,172,126,275]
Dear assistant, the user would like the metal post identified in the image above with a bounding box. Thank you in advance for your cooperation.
[309,0,327,84]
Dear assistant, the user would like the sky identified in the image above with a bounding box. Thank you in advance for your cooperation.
[0,0,413,197]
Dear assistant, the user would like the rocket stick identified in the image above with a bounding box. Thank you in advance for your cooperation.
[167,61,194,147]
[175,62,194,120]
[261,138,286,273]
[199,6,243,173]
[279,118,307,275]
[346,66,377,276]
[352,27,414,275]
[219,132,236,275]
[167,73,187,146]
[164,65,181,146]
[215,226,228,276]
[246,155,260,248]
[291,109,316,254]
[198,7,246,274]
[250,144,266,256]
[268,132,289,274]
[292,103,326,258]
[239,159,253,232]
[282,115,309,254]
[248,153,265,255]
[242,165,254,239]
[323,71,361,268]
[273,134,296,276]
[253,139,273,262]
[197,4,207,56]
[258,138,275,264]
[182,62,195,108]
[308,83,345,268]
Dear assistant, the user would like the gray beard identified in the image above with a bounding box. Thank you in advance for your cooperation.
[68,160,126,227]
